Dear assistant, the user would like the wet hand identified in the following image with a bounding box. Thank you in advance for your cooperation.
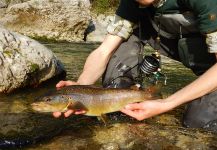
[121,99,173,121]
[56,80,79,89]
[54,80,84,118]
[53,110,86,118]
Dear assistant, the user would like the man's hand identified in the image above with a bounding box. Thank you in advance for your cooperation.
[53,80,86,118]
[121,99,174,121]
[56,80,78,89]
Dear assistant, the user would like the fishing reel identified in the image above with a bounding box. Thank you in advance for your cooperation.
[139,52,167,86]
[104,52,167,88]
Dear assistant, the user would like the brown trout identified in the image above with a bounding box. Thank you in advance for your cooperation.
[31,85,160,120]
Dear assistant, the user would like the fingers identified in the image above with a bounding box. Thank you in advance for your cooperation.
[64,109,75,117]
[52,110,74,118]
[124,103,144,110]
[121,102,146,121]
[74,110,86,115]
[53,112,62,118]
[53,110,86,118]
[121,108,145,121]
[56,80,78,89]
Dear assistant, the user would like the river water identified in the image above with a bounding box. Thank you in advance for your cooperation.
[0,42,217,149]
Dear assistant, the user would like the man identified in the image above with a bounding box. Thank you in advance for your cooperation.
[54,0,217,129]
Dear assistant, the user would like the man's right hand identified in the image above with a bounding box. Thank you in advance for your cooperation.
[56,80,79,89]
[53,80,86,118]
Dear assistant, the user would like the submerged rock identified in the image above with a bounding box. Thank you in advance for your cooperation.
[26,121,217,150]
[0,27,65,93]
[0,113,65,148]
[0,0,90,42]
[0,99,93,149]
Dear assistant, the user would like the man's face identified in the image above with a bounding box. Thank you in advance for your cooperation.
[135,0,155,6]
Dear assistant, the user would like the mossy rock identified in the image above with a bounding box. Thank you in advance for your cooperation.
[91,0,119,15]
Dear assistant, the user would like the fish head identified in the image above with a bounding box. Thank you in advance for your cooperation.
[31,95,71,113]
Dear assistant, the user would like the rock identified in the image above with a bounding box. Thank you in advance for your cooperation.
[0,100,83,148]
[85,15,114,42]
[0,0,30,7]
[0,0,91,42]
[0,1,7,8]
[100,142,120,150]
[26,122,217,150]
[0,27,65,93]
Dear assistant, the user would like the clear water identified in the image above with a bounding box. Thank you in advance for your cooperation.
[0,42,216,150]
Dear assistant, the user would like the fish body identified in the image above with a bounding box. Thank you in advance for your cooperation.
[31,85,159,116]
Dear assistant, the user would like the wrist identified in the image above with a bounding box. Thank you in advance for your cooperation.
[163,96,182,110]
[77,76,94,85]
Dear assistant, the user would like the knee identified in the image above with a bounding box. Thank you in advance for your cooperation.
[183,92,217,128]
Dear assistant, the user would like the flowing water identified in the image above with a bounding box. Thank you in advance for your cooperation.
[0,43,217,149]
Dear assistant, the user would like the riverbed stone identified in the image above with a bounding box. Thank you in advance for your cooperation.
[0,0,91,42]
[0,27,65,93]
[26,121,217,150]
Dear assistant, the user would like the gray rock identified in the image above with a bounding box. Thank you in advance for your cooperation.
[0,0,91,42]
[7,0,30,7]
[0,27,65,93]
[0,0,30,7]
[0,1,7,8]
[86,15,114,42]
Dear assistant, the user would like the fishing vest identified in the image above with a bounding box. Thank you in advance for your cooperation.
[151,11,199,39]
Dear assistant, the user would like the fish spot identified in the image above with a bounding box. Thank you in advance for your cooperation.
[209,14,216,21]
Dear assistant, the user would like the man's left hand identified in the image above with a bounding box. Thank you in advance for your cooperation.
[121,99,173,121]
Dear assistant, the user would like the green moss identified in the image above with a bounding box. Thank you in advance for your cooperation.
[91,0,119,15]
[30,63,39,73]
[3,50,13,57]
[29,35,60,43]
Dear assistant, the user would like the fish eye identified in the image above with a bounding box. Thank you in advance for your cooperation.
[44,97,51,102]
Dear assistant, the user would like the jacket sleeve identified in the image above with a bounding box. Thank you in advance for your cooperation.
[182,0,217,33]
[206,31,217,53]
[107,15,135,40]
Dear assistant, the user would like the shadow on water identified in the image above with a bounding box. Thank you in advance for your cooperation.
[0,43,217,149]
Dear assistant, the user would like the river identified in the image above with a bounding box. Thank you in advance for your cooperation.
[0,42,216,149]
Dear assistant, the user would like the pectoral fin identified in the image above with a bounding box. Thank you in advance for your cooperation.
[67,101,88,111]
[97,114,108,126]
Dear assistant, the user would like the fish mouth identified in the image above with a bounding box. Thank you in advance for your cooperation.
[31,102,54,112]
[31,102,69,113]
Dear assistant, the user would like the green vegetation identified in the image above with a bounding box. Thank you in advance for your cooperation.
[91,0,119,15]
[3,50,12,57]
[30,63,39,73]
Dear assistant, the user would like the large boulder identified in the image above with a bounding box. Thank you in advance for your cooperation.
[0,27,65,93]
[0,0,91,42]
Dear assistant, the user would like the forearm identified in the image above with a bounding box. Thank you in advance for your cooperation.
[77,34,123,85]
[166,60,217,109]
